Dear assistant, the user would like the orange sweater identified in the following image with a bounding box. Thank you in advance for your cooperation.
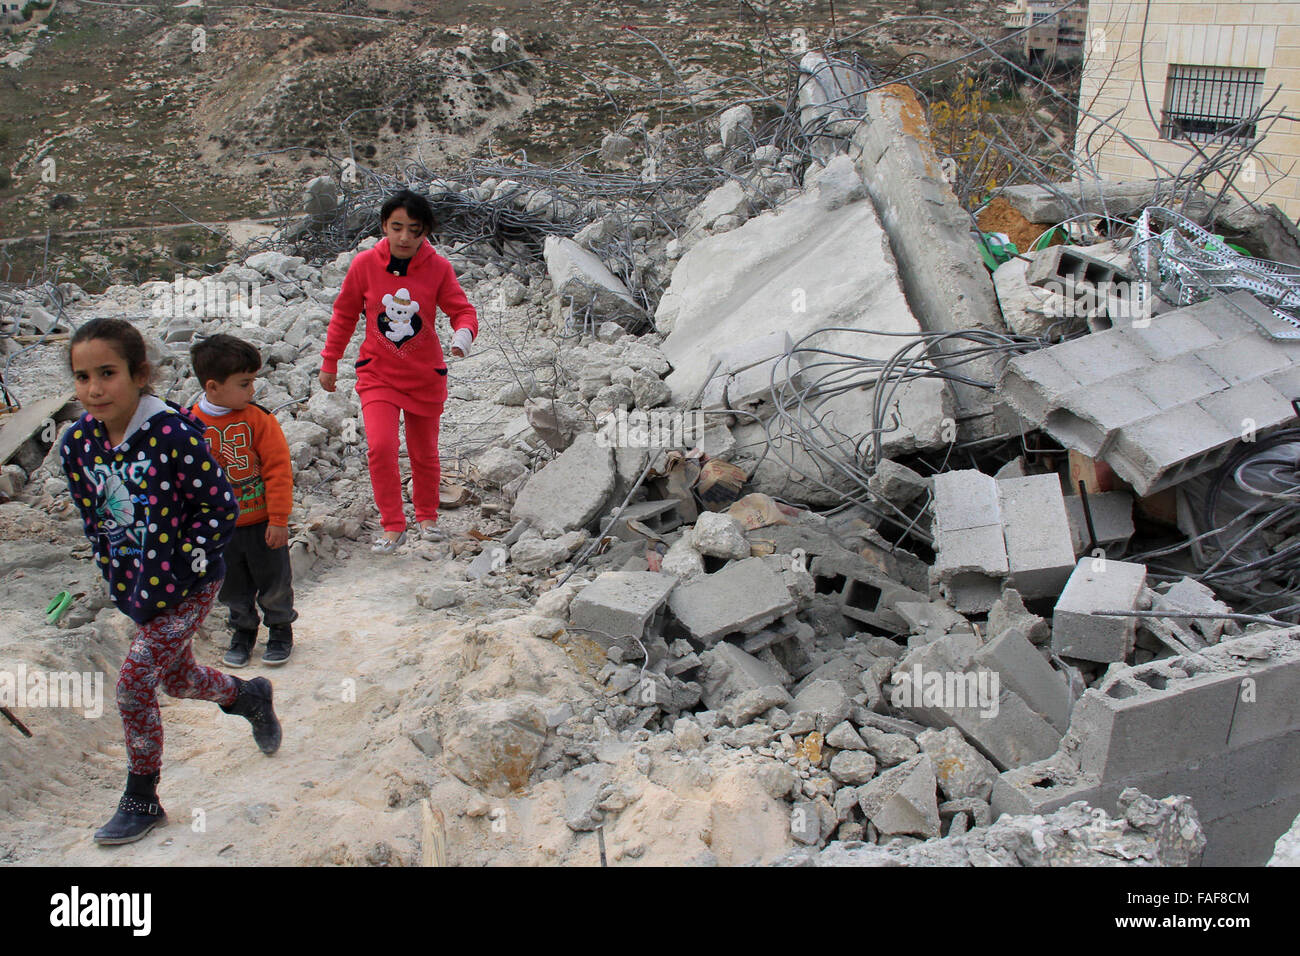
[190,402,293,527]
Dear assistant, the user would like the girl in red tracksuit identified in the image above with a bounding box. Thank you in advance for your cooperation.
[319,189,478,552]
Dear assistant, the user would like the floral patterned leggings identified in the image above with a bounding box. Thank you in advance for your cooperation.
[117,577,238,775]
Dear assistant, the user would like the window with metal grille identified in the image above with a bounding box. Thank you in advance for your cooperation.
[1160,64,1264,142]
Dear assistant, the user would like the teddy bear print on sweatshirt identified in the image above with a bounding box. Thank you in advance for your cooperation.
[379,288,421,346]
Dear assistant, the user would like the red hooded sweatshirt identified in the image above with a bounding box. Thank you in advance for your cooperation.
[321,237,478,416]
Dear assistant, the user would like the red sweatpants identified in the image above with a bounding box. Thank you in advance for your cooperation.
[361,399,442,532]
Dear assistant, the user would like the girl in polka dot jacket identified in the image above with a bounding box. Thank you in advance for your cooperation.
[61,318,283,846]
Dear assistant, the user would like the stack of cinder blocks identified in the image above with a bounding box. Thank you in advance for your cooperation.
[992,630,1300,865]
[1000,291,1300,496]
[930,470,1075,613]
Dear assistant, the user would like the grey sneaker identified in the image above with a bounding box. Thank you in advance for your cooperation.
[371,530,407,554]
[223,632,255,669]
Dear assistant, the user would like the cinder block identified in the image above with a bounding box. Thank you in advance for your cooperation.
[810,550,927,634]
[667,556,796,645]
[1044,384,1162,458]
[999,350,1085,425]
[1063,490,1135,555]
[932,469,1001,531]
[609,499,684,542]
[1198,337,1295,386]
[1129,357,1229,411]
[938,682,1063,771]
[1052,558,1147,663]
[1196,380,1296,438]
[1128,311,1222,360]
[973,627,1072,732]
[1189,289,1294,340]
[997,474,1075,599]
[1107,404,1239,496]
[1045,332,1151,385]
[569,571,678,653]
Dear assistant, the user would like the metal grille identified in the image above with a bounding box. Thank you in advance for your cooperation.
[1160,64,1264,143]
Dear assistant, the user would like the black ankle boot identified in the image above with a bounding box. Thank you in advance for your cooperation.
[94,771,166,845]
[220,676,282,755]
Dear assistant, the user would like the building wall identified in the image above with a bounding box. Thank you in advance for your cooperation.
[1006,0,1088,59]
[1076,1,1300,219]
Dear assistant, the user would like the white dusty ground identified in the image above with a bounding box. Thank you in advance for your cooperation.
[0,517,793,866]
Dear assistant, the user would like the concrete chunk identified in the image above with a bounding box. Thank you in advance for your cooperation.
[568,571,677,654]
[916,727,1000,802]
[1053,558,1148,663]
[544,236,649,328]
[700,642,791,710]
[512,433,615,537]
[973,627,1072,733]
[667,557,796,645]
[856,754,942,839]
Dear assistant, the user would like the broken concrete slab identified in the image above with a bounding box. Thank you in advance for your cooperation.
[666,556,796,645]
[543,235,649,329]
[1052,558,1147,664]
[796,52,870,162]
[656,155,945,493]
[856,753,941,839]
[1000,179,1212,225]
[699,641,791,710]
[512,432,615,537]
[973,627,1072,733]
[848,85,1003,434]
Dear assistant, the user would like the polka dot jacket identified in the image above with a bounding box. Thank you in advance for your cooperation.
[60,395,239,624]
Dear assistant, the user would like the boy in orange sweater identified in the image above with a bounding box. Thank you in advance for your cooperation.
[190,334,297,667]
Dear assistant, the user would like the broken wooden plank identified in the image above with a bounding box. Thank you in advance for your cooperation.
[0,394,75,466]
[421,799,447,867]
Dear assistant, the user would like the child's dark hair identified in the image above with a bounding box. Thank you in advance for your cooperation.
[380,189,437,235]
[69,318,154,394]
[190,333,262,387]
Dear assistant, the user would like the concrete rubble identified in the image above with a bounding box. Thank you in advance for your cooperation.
[5,71,1299,870]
